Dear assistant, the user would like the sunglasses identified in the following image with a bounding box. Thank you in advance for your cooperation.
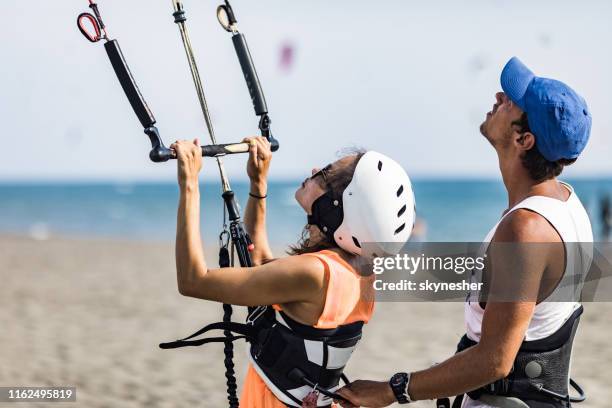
[310,164,332,185]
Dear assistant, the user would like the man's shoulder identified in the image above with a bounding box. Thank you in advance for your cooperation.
[494,208,560,243]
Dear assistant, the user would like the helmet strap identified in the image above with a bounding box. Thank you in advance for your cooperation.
[307,192,344,240]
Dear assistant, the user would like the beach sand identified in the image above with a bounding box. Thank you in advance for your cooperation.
[1,235,610,407]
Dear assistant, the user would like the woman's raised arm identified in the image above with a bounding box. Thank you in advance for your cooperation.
[172,137,324,307]
[243,136,274,264]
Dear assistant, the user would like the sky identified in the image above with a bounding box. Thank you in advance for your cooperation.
[0,0,610,181]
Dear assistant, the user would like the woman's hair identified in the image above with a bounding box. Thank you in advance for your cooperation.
[513,113,576,182]
[287,149,366,256]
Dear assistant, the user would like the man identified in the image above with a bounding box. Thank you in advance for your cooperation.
[336,57,593,408]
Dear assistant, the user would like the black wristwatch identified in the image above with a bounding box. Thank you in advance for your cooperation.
[389,372,412,404]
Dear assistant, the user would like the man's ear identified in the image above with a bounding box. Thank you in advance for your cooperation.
[515,131,536,152]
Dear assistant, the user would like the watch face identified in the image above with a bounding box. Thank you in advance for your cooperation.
[391,373,404,387]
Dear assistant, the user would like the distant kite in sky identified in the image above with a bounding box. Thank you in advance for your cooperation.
[467,54,488,76]
[279,42,295,73]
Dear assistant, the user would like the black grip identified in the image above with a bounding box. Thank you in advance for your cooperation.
[232,34,268,116]
[104,40,156,128]
[269,137,279,152]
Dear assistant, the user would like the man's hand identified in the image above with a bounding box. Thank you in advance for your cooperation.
[335,380,396,408]
[171,138,203,188]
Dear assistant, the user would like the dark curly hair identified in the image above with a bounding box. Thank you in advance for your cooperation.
[513,113,576,182]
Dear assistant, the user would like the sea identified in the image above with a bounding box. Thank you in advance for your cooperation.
[1,179,611,245]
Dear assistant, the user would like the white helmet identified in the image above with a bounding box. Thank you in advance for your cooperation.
[308,151,415,258]
[334,151,415,257]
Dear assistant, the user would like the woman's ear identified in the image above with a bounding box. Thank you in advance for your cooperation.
[515,131,536,152]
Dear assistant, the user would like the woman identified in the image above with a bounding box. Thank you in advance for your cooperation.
[167,136,415,407]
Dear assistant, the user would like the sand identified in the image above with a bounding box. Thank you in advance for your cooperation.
[1,235,610,407]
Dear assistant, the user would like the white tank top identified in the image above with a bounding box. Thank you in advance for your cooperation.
[465,182,593,341]
[463,182,593,408]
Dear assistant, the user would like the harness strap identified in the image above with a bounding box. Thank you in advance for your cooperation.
[278,310,365,340]
[160,308,359,407]
[160,335,248,349]
[535,379,586,404]
[158,321,257,349]
[287,368,350,401]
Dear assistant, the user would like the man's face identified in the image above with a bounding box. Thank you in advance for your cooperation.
[480,92,525,149]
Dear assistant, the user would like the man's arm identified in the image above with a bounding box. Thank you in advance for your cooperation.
[338,301,536,407]
[337,210,556,406]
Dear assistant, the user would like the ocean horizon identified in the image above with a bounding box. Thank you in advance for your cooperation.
[1,178,611,245]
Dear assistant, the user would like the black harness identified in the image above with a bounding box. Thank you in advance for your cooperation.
[160,306,363,407]
[438,306,586,408]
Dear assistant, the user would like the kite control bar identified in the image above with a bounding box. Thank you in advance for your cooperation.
[77,0,278,162]
[79,4,279,405]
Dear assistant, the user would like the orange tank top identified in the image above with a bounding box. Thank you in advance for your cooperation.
[240,250,374,408]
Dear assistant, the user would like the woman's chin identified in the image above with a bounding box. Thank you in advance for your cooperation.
[294,189,308,212]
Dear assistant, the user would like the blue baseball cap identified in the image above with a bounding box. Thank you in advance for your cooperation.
[500,57,592,162]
